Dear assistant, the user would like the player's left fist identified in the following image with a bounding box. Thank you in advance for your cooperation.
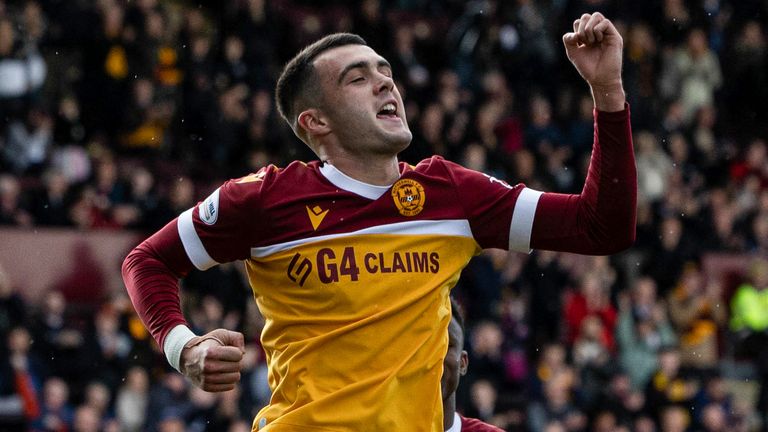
[562,12,623,89]
[180,328,245,392]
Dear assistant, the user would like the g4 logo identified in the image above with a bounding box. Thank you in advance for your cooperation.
[286,253,312,287]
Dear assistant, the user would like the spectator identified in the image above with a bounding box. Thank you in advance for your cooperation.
[692,374,735,428]
[30,377,74,432]
[144,372,191,432]
[527,371,586,432]
[659,405,690,432]
[563,271,617,351]
[467,321,506,386]
[595,372,646,429]
[635,130,673,205]
[29,290,93,399]
[722,20,768,136]
[465,379,502,428]
[0,16,47,122]
[115,366,149,432]
[699,403,728,432]
[3,108,53,175]
[529,343,573,402]
[730,257,768,427]
[644,346,698,420]
[72,404,102,432]
[30,169,71,226]
[623,22,659,130]
[644,217,692,295]
[522,250,569,349]
[0,175,33,227]
[120,77,171,151]
[0,263,26,339]
[82,381,114,425]
[92,304,132,387]
[0,327,41,430]
[572,316,613,409]
[616,277,677,390]
[666,263,725,371]
[52,95,86,147]
[660,27,722,123]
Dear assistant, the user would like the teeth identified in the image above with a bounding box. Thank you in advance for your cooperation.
[380,103,396,114]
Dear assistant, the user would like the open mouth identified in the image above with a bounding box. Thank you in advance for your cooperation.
[377,102,399,120]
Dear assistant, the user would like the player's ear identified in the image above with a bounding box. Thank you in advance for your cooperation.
[459,350,468,376]
[297,109,331,138]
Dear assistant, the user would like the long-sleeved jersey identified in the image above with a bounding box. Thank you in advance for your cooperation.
[122,107,635,431]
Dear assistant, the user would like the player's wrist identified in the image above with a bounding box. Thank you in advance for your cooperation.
[164,324,197,372]
[590,81,625,112]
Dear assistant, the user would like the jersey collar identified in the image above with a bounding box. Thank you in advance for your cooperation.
[319,162,393,200]
[446,412,462,432]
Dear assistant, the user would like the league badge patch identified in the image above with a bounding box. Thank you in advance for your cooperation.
[199,188,220,225]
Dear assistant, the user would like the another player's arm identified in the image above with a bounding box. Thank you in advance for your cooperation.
[122,180,260,392]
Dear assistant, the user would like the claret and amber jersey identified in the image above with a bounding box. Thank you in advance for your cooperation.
[122,108,635,432]
[178,156,540,431]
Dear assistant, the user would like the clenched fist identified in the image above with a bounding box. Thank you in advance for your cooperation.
[180,328,245,392]
[563,12,625,112]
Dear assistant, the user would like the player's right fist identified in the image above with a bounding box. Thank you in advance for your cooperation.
[180,328,245,392]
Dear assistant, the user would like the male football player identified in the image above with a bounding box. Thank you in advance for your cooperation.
[123,12,635,431]
[443,298,504,432]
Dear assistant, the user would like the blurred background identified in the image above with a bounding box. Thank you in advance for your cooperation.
[1,0,767,431]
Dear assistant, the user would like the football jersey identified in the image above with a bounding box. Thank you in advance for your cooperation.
[176,156,540,431]
[446,413,505,432]
[459,414,505,432]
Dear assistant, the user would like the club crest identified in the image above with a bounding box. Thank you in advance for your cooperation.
[391,179,425,217]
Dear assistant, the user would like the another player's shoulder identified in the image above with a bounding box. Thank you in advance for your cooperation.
[459,415,505,432]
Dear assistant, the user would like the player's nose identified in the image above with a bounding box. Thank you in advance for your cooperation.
[373,72,394,95]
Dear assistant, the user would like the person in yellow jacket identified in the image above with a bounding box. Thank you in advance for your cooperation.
[729,257,768,430]
[730,258,768,332]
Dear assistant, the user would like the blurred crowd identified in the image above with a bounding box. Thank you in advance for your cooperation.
[1,0,768,431]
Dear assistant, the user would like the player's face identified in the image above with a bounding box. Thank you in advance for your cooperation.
[441,317,468,401]
[313,44,412,156]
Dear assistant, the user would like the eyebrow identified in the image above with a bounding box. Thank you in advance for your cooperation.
[337,59,392,84]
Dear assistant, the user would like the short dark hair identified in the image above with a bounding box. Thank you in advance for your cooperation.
[275,33,367,133]
[449,296,466,339]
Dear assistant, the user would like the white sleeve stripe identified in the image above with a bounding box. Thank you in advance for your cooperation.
[509,187,543,253]
[177,208,218,270]
[164,324,197,372]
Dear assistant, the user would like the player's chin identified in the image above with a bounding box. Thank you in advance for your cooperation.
[387,130,412,152]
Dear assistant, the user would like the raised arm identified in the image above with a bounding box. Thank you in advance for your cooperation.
[530,13,635,255]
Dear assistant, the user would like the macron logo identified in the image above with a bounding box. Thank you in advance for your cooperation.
[306,205,329,230]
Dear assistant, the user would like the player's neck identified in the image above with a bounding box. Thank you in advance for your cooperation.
[443,395,456,431]
[323,154,400,186]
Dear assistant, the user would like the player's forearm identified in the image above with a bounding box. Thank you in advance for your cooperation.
[530,105,635,254]
[121,221,194,349]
